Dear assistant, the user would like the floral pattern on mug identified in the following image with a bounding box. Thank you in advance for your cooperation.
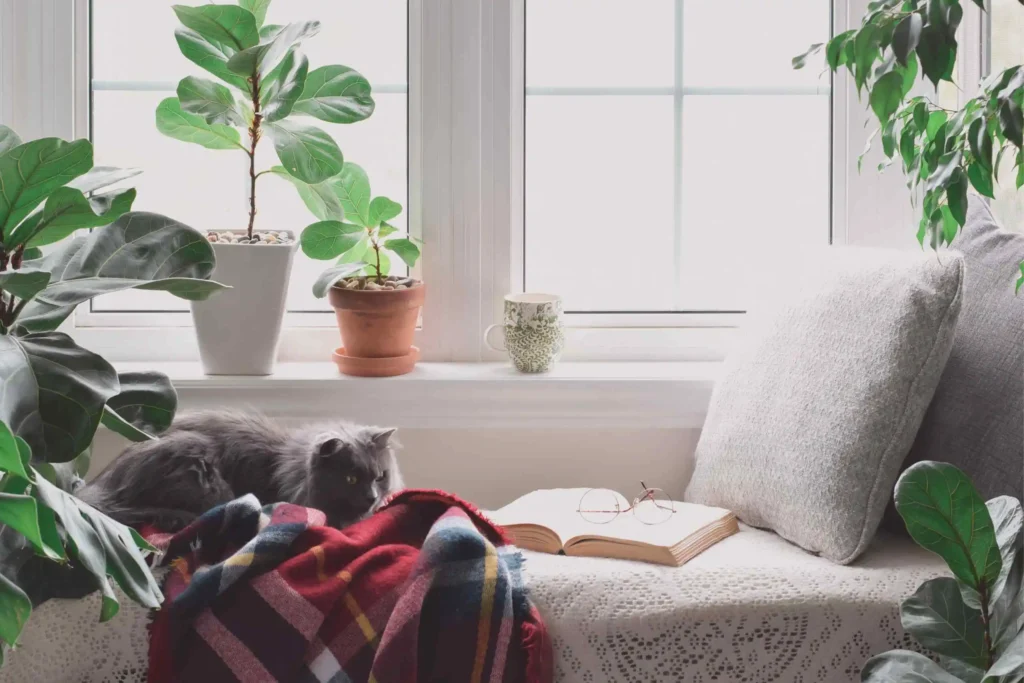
[502,296,564,373]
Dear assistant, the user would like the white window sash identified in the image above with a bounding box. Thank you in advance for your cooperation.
[2,0,921,363]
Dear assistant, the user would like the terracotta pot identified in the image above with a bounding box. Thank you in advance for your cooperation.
[328,283,425,372]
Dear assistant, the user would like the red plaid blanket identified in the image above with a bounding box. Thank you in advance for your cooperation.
[147,490,551,683]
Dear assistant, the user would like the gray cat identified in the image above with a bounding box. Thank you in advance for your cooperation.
[78,411,403,531]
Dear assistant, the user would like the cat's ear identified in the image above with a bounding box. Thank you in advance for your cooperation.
[317,437,344,458]
[371,428,397,449]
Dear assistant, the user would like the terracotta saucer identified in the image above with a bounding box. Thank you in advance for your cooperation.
[332,346,420,377]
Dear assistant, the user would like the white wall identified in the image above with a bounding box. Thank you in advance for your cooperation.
[89,426,701,510]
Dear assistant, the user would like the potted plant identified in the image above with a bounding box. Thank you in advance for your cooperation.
[860,461,1022,682]
[0,127,226,664]
[292,162,423,377]
[156,0,376,374]
[795,0,1024,289]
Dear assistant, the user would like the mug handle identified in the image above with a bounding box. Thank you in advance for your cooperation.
[484,324,506,351]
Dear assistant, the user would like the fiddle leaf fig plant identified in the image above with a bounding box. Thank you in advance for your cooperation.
[0,127,227,663]
[795,0,1024,290]
[296,162,421,296]
[157,0,375,241]
[860,462,1023,682]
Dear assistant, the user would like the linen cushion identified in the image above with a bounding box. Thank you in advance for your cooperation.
[685,247,964,564]
[900,197,1024,502]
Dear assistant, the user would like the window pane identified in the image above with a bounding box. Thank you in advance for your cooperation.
[990,0,1024,232]
[90,0,408,314]
[683,0,829,89]
[526,1,675,88]
[525,0,830,313]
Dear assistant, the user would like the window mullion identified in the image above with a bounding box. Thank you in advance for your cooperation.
[672,0,684,311]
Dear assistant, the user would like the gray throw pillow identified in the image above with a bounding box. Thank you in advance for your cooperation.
[900,197,1023,503]
[685,248,964,564]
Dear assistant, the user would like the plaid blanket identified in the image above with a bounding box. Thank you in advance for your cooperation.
[147,490,552,683]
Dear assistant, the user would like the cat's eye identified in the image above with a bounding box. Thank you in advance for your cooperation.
[345,474,358,485]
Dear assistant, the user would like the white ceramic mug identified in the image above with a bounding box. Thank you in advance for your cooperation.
[485,293,565,373]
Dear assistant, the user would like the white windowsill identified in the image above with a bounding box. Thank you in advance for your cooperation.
[117,361,722,429]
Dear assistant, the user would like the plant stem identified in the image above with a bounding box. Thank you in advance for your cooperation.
[979,581,994,668]
[373,240,383,285]
[246,72,263,241]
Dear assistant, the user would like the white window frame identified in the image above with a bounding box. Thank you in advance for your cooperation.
[1,0,925,365]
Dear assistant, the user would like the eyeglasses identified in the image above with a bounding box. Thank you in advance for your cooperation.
[577,482,676,525]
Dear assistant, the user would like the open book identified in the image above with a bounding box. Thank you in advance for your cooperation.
[490,488,738,567]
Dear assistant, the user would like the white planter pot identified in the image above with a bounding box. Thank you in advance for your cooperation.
[191,237,297,375]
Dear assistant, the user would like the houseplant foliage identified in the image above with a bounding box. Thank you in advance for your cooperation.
[156,0,375,241]
[795,0,1024,290]
[0,126,226,661]
[861,462,1023,682]
[293,162,422,296]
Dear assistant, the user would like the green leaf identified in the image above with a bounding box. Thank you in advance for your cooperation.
[32,472,163,621]
[385,237,420,269]
[292,65,375,124]
[0,492,64,560]
[892,12,923,66]
[155,97,243,150]
[917,25,955,88]
[899,53,919,97]
[19,212,227,332]
[267,166,343,220]
[987,497,1023,653]
[970,118,995,171]
[0,270,50,303]
[265,120,344,184]
[369,196,402,226]
[900,577,987,667]
[66,166,142,196]
[895,462,1002,591]
[0,138,92,240]
[260,49,308,122]
[377,222,398,239]
[12,186,137,249]
[968,162,996,198]
[927,110,949,141]
[792,43,823,70]
[239,0,270,28]
[176,76,244,126]
[100,371,178,442]
[947,168,969,227]
[21,248,42,261]
[226,20,320,78]
[914,101,930,131]
[300,220,364,260]
[0,332,119,462]
[174,27,251,93]
[854,25,882,92]
[0,420,28,480]
[826,31,855,71]
[0,125,22,156]
[25,212,227,311]
[172,4,258,52]
[900,126,918,170]
[861,649,967,683]
[0,571,31,648]
[926,151,962,193]
[985,627,1024,682]
[339,234,370,266]
[312,262,367,298]
[259,23,283,41]
[1018,151,1024,190]
[333,163,371,227]
[1017,262,1024,294]
[999,99,1024,148]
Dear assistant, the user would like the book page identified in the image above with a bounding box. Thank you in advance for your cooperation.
[565,501,733,549]
[489,488,631,545]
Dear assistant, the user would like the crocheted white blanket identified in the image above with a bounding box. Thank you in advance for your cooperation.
[523,526,947,683]
[2,527,945,683]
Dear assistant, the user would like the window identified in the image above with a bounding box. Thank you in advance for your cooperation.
[989,0,1024,231]
[524,0,832,314]
[88,0,408,319]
